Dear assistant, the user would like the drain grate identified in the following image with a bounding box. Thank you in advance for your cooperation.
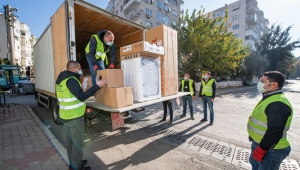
[232,147,251,170]
[280,159,300,170]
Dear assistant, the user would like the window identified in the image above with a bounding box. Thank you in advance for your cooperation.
[233,15,239,21]
[146,8,152,17]
[172,9,178,16]
[156,0,164,9]
[214,11,220,18]
[172,0,177,6]
[120,5,123,11]
[146,0,153,4]
[163,15,169,25]
[234,34,239,38]
[164,4,171,12]
[232,24,239,30]
[146,21,152,28]
[107,2,113,11]
[157,12,163,22]
[115,10,118,15]
[232,5,240,11]
[172,20,177,26]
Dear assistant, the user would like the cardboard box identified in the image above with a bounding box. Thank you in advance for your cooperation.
[80,76,93,92]
[146,24,178,96]
[95,87,133,108]
[97,69,124,88]
[120,41,164,56]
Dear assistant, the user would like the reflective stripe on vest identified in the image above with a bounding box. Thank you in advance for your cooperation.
[201,79,214,97]
[56,76,86,120]
[85,34,112,65]
[181,80,194,96]
[247,93,293,149]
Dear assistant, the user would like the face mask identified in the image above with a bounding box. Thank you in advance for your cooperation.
[76,69,83,75]
[257,82,272,93]
[106,41,113,46]
[184,77,187,80]
[204,75,208,79]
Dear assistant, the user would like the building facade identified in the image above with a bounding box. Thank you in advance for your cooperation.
[209,0,269,49]
[106,0,184,28]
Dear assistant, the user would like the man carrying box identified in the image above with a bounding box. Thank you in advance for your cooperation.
[56,61,108,170]
[85,30,116,86]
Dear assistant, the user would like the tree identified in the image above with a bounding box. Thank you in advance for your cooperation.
[256,24,300,76]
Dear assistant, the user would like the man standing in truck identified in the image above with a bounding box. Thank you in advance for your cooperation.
[85,30,116,86]
[56,61,107,170]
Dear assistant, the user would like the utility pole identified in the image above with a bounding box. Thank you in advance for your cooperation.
[5,5,15,64]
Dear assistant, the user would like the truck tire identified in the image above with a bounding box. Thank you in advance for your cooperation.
[52,99,62,125]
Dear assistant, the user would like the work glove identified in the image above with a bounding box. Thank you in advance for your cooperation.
[253,146,267,162]
[93,65,98,71]
[109,63,115,69]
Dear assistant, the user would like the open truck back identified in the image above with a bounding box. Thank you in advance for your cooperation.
[34,0,188,130]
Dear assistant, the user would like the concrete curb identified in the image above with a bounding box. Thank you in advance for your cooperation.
[24,105,69,163]
[216,86,256,96]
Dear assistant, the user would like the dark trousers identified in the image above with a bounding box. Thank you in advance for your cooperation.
[162,100,173,122]
[62,116,85,170]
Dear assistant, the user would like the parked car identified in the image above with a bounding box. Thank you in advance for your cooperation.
[297,77,300,80]
[18,76,30,88]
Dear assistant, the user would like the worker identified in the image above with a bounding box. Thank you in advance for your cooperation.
[199,71,216,125]
[179,73,196,120]
[85,30,116,86]
[248,71,293,170]
[56,61,108,170]
[159,99,173,125]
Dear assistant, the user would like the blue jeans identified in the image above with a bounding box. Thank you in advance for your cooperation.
[250,141,291,170]
[182,95,193,116]
[202,96,214,122]
[86,54,105,86]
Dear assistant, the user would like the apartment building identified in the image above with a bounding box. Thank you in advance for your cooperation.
[106,0,184,28]
[210,0,269,49]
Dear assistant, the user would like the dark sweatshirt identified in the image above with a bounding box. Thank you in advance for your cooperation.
[255,90,292,150]
[56,70,100,102]
[199,78,216,98]
[86,30,116,66]
[178,79,196,96]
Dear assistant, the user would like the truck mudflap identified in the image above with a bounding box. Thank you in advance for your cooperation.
[111,112,124,131]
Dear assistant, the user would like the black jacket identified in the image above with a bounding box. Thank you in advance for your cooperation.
[178,79,196,96]
[86,30,116,66]
[199,78,216,98]
[56,70,100,101]
[255,90,292,150]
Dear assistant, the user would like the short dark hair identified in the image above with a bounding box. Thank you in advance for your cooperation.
[205,71,211,75]
[263,71,285,89]
[104,31,113,37]
[67,61,79,70]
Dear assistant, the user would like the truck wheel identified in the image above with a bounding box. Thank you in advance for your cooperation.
[52,99,62,125]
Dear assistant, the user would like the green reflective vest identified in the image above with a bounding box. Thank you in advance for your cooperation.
[181,79,194,96]
[247,93,293,149]
[56,77,86,120]
[201,79,215,97]
[85,34,112,65]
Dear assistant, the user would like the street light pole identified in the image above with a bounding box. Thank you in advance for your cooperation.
[5,5,15,65]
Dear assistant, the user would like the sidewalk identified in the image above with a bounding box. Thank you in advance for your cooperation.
[0,104,67,170]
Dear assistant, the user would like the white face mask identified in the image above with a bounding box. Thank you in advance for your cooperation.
[204,75,208,79]
[257,82,272,93]
[76,69,83,75]
[106,41,113,46]
[184,76,188,80]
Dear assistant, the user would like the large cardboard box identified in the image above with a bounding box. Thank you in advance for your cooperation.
[80,76,92,92]
[97,69,124,87]
[120,41,164,56]
[146,24,178,96]
[95,87,133,108]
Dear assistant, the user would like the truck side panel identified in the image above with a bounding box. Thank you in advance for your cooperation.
[51,2,69,82]
[34,26,55,94]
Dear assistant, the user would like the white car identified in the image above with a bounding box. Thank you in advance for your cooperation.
[18,76,30,87]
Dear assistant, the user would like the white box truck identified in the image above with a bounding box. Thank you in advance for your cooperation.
[34,0,187,130]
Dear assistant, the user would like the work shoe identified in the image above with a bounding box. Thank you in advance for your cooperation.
[191,116,195,120]
[81,160,87,167]
[159,119,166,122]
[168,121,172,125]
[179,115,186,118]
[209,121,214,125]
[200,118,208,122]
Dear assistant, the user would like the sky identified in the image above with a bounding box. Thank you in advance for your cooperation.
[1,0,299,57]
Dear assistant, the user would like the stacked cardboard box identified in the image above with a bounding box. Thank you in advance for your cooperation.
[146,24,178,96]
[120,41,164,56]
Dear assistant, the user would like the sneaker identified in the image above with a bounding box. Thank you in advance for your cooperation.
[159,119,166,122]
[168,121,172,125]
[179,115,186,118]
[209,121,214,125]
[191,116,195,120]
[200,118,208,122]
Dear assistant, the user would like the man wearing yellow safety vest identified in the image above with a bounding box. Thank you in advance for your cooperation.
[56,61,108,170]
[179,73,196,120]
[248,71,293,170]
[85,30,116,86]
[199,71,216,125]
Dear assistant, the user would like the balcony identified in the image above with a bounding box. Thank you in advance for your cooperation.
[246,14,257,25]
[246,25,258,33]
[180,0,184,5]
[123,0,141,14]
[125,8,141,21]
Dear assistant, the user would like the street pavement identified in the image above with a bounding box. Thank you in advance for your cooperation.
[0,81,299,170]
